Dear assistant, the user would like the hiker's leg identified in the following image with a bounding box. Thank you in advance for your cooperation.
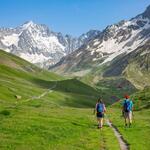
[125,118,128,126]
[99,119,102,127]
[97,118,101,127]
[129,111,132,126]
[124,112,128,126]
[100,118,103,127]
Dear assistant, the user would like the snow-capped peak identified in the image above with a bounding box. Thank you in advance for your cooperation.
[50,5,150,73]
[21,21,35,29]
[0,21,100,68]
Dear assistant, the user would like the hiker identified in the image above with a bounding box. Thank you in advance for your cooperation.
[122,95,133,127]
[94,98,106,129]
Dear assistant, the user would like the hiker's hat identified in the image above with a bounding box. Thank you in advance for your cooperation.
[125,95,130,99]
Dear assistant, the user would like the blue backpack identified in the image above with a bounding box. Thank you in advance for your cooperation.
[123,100,131,112]
[97,103,104,113]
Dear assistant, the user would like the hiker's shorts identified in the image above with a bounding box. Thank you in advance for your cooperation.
[124,111,132,120]
[97,112,104,118]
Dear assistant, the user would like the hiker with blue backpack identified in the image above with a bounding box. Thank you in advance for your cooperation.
[122,95,133,127]
[94,98,106,129]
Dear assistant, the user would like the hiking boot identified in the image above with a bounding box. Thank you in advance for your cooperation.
[98,125,102,129]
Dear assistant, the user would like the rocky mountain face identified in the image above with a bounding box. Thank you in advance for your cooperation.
[108,40,150,89]
[0,21,100,68]
[51,5,150,75]
[103,40,150,77]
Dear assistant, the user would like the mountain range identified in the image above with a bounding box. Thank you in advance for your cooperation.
[0,21,100,68]
[0,5,150,83]
[51,5,150,79]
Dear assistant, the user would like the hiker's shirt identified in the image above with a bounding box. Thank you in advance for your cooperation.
[122,99,133,112]
[95,103,106,113]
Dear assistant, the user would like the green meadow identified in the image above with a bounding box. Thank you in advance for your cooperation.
[0,50,150,150]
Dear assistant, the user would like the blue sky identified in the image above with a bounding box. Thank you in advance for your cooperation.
[0,0,150,36]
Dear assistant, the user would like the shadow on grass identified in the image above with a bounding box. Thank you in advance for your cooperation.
[30,78,99,108]
[0,110,11,116]
[31,78,99,96]
[71,122,86,127]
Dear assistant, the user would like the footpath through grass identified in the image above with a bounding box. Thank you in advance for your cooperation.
[108,107,150,150]
[0,98,120,150]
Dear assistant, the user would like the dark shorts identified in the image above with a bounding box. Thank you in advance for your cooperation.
[97,112,104,118]
[123,111,132,119]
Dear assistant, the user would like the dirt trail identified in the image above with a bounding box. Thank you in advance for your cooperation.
[19,81,57,103]
[106,119,129,150]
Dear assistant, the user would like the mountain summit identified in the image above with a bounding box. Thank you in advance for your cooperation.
[142,5,150,19]
[0,21,100,68]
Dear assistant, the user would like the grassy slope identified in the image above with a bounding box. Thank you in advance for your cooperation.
[108,88,150,150]
[0,50,99,107]
[81,73,137,105]
[80,62,137,105]
[125,62,150,90]
[0,102,120,150]
[0,50,120,150]
[95,77,137,104]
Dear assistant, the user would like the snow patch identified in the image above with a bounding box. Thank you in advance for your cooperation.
[20,53,50,64]
[21,21,35,30]
[25,27,66,54]
[4,48,11,52]
[92,58,98,61]
[1,34,19,46]
[91,50,95,55]
[76,51,82,57]
[96,19,150,65]
[96,38,119,53]
[93,41,99,46]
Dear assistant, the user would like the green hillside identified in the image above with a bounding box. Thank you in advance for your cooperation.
[81,68,137,105]
[130,87,150,110]
[0,50,109,150]
[0,50,100,107]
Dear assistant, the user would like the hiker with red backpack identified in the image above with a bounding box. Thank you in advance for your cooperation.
[94,98,106,129]
[122,95,133,127]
